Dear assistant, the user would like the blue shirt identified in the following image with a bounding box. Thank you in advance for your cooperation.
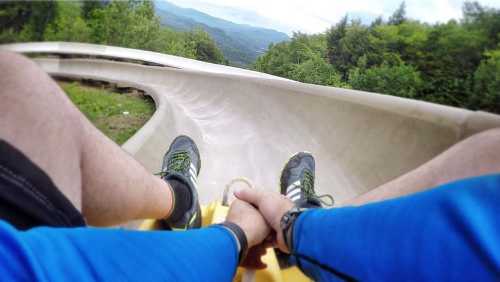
[0,224,238,281]
[0,174,499,281]
[293,174,500,281]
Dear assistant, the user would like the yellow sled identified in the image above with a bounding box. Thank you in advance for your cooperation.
[139,179,310,282]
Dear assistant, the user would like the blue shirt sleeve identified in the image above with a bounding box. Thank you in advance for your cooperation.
[292,174,500,281]
[0,223,238,281]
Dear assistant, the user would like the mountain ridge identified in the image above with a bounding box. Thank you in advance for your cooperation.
[154,1,289,66]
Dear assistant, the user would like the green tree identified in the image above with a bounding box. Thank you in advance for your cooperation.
[371,16,384,28]
[388,2,407,25]
[81,0,105,20]
[418,21,485,106]
[158,28,196,59]
[327,19,373,79]
[326,16,348,75]
[255,33,329,79]
[470,50,500,113]
[349,60,422,98]
[290,55,349,88]
[0,0,226,65]
[125,1,164,51]
[254,41,295,77]
[289,54,347,87]
[0,1,57,42]
[255,1,500,113]
[369,21,429,65]
[87,1,135,46]
[186,28,226,64]
[463,1,500,49]
[255,32,348,87]
[44,2,91,43]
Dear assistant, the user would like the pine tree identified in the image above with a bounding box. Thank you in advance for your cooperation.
[388,2,407,25]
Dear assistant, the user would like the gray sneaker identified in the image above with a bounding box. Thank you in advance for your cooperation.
[160,135,202,230]
[280,152,334,208]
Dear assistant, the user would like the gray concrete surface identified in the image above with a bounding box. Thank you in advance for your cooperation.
[2,42,500,205]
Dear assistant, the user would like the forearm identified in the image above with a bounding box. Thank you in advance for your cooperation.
[0,224,238,281]
[345,129,500,206]
[292,174,500,281]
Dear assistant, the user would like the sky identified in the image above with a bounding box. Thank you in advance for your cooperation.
[166,0,500,34]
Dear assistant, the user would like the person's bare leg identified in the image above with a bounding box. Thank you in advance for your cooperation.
[344,128,500,206]
[0,52,173,226]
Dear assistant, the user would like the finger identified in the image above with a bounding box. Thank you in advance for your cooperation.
[233,199,259,212]
[241,258,267,270]
[265,233,276,245]
[272,241,279,248]
[234,187,263,206]
[241,245,268,269]
[262,240,274,249]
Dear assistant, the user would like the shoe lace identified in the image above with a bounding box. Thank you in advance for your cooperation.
[302,170,334,207]
[169,151,190,172]
[156,151,190,177]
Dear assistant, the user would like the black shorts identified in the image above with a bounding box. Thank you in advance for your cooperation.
[0,140,85,230]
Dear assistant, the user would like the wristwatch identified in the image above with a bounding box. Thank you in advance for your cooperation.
[280,206,307,252]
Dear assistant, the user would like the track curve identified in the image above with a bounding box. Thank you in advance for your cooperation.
[2,42,500,204]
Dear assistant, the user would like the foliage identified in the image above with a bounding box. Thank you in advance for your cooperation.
[86,1,164,51]
[463,1,500,49]
[0,1,56,43]
[349,60,422,98]
[81,1,104,20]
[0,0,226,64]
[388,2,407,25]
[44,2,91,43]
[289,55,346,87]
[470,50,500,113]
[416,21,486,107]
[255,1,500,114]
[185,28,227,64]
[326,16,348,78]
[255,33,346,87]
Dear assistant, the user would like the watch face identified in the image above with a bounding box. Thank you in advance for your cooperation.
[281,214,290,226]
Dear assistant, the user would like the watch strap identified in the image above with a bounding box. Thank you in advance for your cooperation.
[281,206,306,252]
[216,221,248,264]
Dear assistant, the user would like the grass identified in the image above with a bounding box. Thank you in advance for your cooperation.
[59,81,155,145]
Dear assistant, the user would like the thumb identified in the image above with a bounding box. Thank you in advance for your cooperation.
[234,187,262,206]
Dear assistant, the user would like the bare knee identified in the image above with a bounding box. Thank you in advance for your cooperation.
[0,51,83,125]
[0,51,41,87]
[0,51,32,69]
[0,52,58,100]
[0,51,85,209]
[483,127,500,138]
[0,51,32,63]
[0,51,85,149]
[459,128,500,173]
[469,128,500,149]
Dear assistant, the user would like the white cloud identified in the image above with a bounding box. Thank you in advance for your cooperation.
[166,0,500,34]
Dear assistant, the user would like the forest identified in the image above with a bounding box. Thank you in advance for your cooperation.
[0,1,227,64]
[255,2,500,113]
[1,1,499,113]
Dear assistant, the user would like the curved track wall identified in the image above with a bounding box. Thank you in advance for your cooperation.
[2,42,500,204]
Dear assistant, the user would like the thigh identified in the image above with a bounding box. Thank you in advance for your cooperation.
[0,52,84,211]
[0,140,85,230]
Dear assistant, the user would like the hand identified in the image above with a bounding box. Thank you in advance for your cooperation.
[226,199,271,249]
[234,187,294,253]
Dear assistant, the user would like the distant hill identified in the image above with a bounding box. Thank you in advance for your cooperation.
[154,1,289,66]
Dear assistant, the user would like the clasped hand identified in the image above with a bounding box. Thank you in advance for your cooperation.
[225,187,295,269]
